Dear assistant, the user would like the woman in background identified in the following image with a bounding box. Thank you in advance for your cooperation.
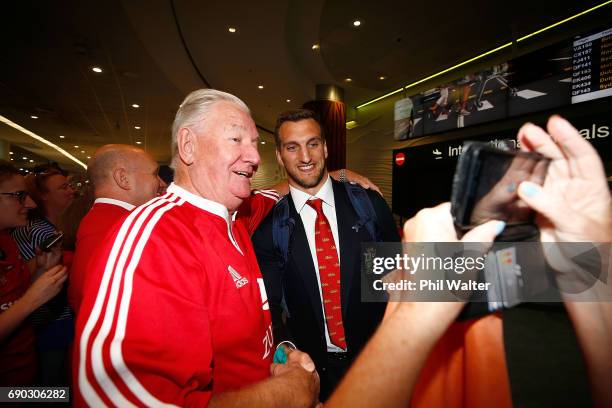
[12,164,75,386]
[0,161,67,386]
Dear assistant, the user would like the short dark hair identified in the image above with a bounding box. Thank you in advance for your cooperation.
[0,160,21,185]
[273,109,324,149]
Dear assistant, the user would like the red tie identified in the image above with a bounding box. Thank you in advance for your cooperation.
[307,198,346,350]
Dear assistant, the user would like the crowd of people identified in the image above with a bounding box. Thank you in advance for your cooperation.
[0,88,610,407]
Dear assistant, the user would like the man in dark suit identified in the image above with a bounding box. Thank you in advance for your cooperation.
[253,109,400,400]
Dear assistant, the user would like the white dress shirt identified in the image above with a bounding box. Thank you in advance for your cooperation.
[289,176,345,352]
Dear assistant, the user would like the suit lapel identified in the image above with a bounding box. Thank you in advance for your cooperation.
[333,181,360,318]
[287,195,326,335]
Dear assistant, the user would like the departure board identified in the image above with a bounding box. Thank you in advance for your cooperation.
[572,27,612,103]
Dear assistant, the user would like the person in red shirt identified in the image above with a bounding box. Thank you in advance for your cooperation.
[68,144,163,314]
[0,161,67,386]
[74,89,319,407]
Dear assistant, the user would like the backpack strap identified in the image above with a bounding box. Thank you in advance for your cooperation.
[343,182,382,242]
[272,196,295,268]
[272,196,294,317]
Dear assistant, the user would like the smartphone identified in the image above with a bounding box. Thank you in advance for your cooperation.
[451,142,549,233]
[40,232,64,252]
[450,142,551,320]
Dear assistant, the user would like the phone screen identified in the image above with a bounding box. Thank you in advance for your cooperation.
[469,150,549,226]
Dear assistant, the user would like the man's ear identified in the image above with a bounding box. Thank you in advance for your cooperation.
[323,140,328,160]
[177,127,196,166]
[112,167,130,190]
[275,148,285,168]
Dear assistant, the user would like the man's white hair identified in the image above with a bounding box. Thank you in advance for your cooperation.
[171,89,250,166]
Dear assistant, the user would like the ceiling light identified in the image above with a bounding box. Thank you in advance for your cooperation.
[92,67,102,73]
[286,99,291,103]
[19,168,23,171]
[346,120,358,130]
[30,115,38,119]
[10,158,13,161]
[312,44,320,50]
[258,85,264,89]
[87,156,91,159]
[379,76,386,80]
[59,135,65,139]
[353,20,361,27]
[228,27,237,33]
[260,141,266,145]
[134,126,141,130]
[0,115,86,169]
[345,78,352,82]
[136,141,142,145]
[29,159,34,163]
[74,145,79,148]
[81,150,85,153]
[9,151,13,155]
[131,104,140,108]
[22,157,27,160]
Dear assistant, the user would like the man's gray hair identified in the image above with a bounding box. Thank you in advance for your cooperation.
[171,89,250,165]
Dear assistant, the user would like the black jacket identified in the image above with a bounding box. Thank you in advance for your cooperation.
[252,179,400,370]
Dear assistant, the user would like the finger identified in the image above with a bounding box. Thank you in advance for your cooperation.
[46,264,65,276]
[517,122,564,160]
[55,273,68,286]
[286,349,316,372]
[462,219,505,243]
[546,115,607,180]
[517,181,566,223]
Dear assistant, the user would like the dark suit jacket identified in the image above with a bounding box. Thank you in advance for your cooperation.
[252,179,400,370]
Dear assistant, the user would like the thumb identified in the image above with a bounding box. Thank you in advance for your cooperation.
[462,219,506,243]
[517,181,564,222]
[297,353,316,373]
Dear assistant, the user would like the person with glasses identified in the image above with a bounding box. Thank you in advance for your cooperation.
[11,164,76,387]
[0,160,67,386]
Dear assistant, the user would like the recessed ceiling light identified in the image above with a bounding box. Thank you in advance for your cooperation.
[30,115,38,119]
[74,145,79,148]
[10,158,13,161]
[258,85,264,89]
[81,150,85,153]
[19,168,23,171]
[312,44,320,50]
[92,67,102,73]
[134,125,141,130]
[345,78,352,82]
[260,141,266,145]
[136,141,142,145]
[29,159,34,163]
[379,76,386,80]
[87,156,91,159]
[9,152,13,155]
[59,135,65,139]
[353,20,361,27]
[286,99,291,103]
[131,103,140,108]
[22,157,27,160]
[228,27,237,33]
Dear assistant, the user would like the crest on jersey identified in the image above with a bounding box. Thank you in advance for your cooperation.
[228,265,249,288]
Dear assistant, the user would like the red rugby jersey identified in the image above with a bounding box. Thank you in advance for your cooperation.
[75,184,276,407]
[0,231,35,386]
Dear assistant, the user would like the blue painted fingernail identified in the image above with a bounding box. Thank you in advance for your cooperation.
[273,347,287,364]
[521,182,540,197]
[507,182,517,193]
[495,221,506,236]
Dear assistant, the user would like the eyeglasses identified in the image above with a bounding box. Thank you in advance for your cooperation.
[0,191,30,204]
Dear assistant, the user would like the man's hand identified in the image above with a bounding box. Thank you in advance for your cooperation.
[330,169,382,196]
[269,347,320,408]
